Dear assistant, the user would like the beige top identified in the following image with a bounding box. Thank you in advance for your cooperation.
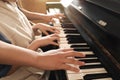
[0,1,35,48]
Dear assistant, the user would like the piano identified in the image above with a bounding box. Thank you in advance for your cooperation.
[40,0,120,80]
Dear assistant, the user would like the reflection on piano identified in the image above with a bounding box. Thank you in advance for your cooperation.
[41,0,120,80]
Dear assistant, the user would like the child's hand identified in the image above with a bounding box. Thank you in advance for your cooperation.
[28,34,60,51]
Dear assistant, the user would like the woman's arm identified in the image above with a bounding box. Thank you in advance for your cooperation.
[20,8,48,21]
[0,41,85,72]
[0,41,37,66]
[19,8,65,22]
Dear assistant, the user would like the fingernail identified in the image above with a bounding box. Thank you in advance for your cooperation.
[75,69,80,73]
[81,62,85,65]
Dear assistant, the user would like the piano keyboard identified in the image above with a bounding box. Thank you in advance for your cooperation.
[48,8,113,80]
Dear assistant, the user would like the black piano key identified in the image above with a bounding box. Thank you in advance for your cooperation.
[61,19,71,23]
[61,18,72,23]
[74,48,91,51]
[84,73,111,80]
[67,36,86,42]
[65,34,81,37]
[80,64,103,69]
[67,38,86,43]
[68,39,86,43]
[64,30,78,33]
[66,35,81,37]
[71,45,90,48]
[64,30,78,34]
[64,28,78,31]
[67,37,83,40]
[67,37,82,41]
[41,45,59,52]
[71,45,89,47]
[62,23,75,28]
[72,47,91,50]
[85,54,97,58]
[71,45,91,51]
[63,28,77,31]
[79,58,100,63]
[73,47,91,51]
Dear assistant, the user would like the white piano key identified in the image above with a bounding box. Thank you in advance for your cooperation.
[92,78,113,80]
[67,73,82,80]
[85,62,101,66]
[80,51,94,55]
[67,61,103,72]
[67,67,108,80]
[81,68,107,73]
[59,44,71,48]
[59,43,89,49]
[59,40,68,44]
[67,71,109,80]
[54,8,61,14]
[67,69,108,80]
[63,28,77,30]
[59,33,81,38]
[49,8,56,14]
[60,30,65,33]
[82,70,108,76]
[67,73,83,80]
[78,57,98,60]
[52,17,61,27]
[59,43,70,47]
[55,26,63,29]
[59,37,67,40]
[59,34,67,38]
[60,42,87,46]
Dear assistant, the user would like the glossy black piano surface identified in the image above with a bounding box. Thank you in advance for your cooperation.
[45,0,120,80]
[86,0,120,14]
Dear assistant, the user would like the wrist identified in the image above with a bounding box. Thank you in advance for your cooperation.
[27,40,40,51]
[31,54,44,69]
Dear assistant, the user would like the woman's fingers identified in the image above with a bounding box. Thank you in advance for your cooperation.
[38,48,86,72]
[57,51,85,72]
[62,58,85,66]
[49,27,60,34]
[60,64,80,72]
[51,33,60,37]
[51,34,60,41]
[43,30,49,35]
[54,13,65,18]
[58,48,74,52]
[43,28,59,35]
[51,42,59,46]
[63,51,86,58]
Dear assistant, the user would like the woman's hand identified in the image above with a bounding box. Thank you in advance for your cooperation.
[33,23,60,36]
[34,48,85,72]
[27,34,60,50]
